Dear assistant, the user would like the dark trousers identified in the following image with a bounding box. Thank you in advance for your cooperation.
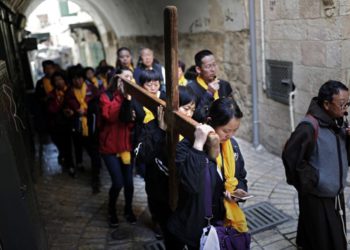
[50,128,74,169]
[164,233,196,250]
[135,161,146,178]
[73,137,83,165]
[297,192,347,250]
[102,154,134,214]
[72,133,101,185]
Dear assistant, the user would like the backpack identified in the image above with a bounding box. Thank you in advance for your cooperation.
[134,120,164,166]
[282,114,319,186]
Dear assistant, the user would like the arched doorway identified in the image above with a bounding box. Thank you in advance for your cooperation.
[25,0,109,84]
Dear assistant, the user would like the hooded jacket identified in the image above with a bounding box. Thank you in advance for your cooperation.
[282,97,349,197]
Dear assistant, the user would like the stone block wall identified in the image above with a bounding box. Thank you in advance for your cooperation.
[257,0,350,154]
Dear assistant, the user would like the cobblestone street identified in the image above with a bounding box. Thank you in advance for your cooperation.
[34,138,350,250]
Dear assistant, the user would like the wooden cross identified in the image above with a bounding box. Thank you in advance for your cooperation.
[121,6,219,210]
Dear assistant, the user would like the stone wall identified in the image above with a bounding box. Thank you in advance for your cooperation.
[0,2,48,248]
[118,29,252,140]
[256,0,350,154]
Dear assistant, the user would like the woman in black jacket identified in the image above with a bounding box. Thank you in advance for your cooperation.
[167,97,248,249]
[136,86,196,245]
[129,69,165,177]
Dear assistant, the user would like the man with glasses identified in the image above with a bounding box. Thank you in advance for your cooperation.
[282,80,350,250]
[187,49,233,122]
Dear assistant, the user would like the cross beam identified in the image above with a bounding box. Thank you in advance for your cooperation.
[122,76,219,144]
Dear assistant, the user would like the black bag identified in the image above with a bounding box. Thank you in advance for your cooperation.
[202,159,251,250]
[215,226,251,250]
[134,120,165,165]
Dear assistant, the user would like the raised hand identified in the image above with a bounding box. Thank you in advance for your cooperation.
[193,124,215,151]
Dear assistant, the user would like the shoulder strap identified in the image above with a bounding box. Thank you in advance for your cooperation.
[204,158,213,224]
[304,114,319,142]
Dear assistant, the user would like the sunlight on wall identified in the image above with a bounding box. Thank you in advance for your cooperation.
[26,0,105,81]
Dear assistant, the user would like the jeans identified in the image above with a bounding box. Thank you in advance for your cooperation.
[102,154,134,215]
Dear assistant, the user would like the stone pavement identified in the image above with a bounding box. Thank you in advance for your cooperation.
[34,138,350,250]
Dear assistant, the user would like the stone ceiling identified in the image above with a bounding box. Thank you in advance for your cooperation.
[13,0,247,38]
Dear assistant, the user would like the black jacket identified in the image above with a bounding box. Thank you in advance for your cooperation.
[128,91,166,149]
[167,137,247,248]
[137,120,168,200]
[187,79,233,122]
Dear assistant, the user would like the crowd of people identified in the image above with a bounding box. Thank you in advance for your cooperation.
[33,46,251,249]
[33,43,350,250]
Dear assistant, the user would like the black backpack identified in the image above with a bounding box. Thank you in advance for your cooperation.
[282,114,319,186]
[134,120,165,166]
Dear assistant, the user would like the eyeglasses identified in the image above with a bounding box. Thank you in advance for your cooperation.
[332,101,350,110]
[202,63,217,70]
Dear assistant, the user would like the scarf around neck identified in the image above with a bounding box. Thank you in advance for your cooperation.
[216,139,248,232]
[196,76,219,100]
[43,77,54,94]
[73,83,88,136]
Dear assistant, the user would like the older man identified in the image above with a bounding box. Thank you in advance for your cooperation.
[282,80,350,250]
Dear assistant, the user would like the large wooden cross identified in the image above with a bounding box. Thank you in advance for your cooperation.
[121,6,219,209]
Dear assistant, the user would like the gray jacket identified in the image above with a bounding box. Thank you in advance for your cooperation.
[304,116,348,197]
[282,98,349,197]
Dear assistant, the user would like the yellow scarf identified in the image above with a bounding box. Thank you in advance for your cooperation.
[196,76,219,100]
[43,77,54,94]
[217,140,248,232]
[91,77,99,88]
[143,107,155,123]
[73,83,89,136]
[179,75,187,86]
[117,151,131,165]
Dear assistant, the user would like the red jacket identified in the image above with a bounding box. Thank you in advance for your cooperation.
[99,91,134,154]
[46,89,70,132]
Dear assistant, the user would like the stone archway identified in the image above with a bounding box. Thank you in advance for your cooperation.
[24,0,116,67]
[20,0,172,66]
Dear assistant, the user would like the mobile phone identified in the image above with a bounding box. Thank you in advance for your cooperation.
[231,193,254,201]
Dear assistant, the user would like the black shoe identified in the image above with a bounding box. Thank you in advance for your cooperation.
[58,156,65,166]
[125,212,137,224]
[153,223,163,240]
[76,163,85,172]
[109,214,119,228]
[68,168,76,178]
